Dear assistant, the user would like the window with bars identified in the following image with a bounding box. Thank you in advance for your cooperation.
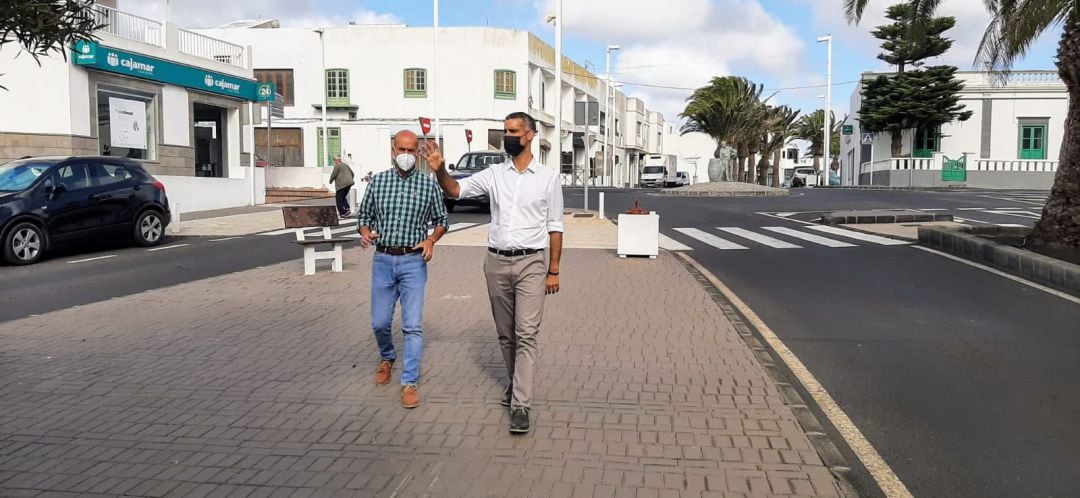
[495,70,516,99]
[254,69,294,106]
[404,68,427,98]
[325,69,349,107]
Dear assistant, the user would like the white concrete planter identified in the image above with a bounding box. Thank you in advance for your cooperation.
[617,212,660,258]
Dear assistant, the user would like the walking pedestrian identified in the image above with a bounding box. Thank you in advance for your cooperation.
[356,130,449,408]
[423,112,564,434]
[330,154,355,217]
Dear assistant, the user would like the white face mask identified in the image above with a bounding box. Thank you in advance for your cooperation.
[395,153,417,171]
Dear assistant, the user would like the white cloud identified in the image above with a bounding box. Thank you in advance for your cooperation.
[118,0,401,29]
[536,0,807,122]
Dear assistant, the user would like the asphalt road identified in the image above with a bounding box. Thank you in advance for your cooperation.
[0,207,491,323]
[572,187,1079,498]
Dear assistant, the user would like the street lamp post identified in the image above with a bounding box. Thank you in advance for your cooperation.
[433,0,440,141]
[552,0,563,200]
[817,34,832,186]
[317,29,329,169]
[604,45,619,193]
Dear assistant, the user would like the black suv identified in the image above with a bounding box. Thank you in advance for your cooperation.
[0,156,171,265]
[444,151,508,212]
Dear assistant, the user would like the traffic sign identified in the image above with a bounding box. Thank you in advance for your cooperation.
[256,82,275,102]
[842,124,853,135]
[419,117,432,136]
[861,132,874,145]
[465,129,473,143]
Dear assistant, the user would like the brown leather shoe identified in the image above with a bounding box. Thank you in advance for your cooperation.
[375,360,393,385]
[401,385,420,409]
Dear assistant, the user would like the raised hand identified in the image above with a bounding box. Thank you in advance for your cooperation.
[422,140,445,172]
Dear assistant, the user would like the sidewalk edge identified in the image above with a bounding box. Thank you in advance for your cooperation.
[674,251,912,498]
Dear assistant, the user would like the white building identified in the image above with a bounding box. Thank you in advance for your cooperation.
[840,70,1067,189]
[196,23,667,191]
[661,126,811,187]
[0,1,268,212]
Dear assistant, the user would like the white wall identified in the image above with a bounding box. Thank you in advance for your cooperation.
[0,49,75,135]
[162,86,191,147]
[264,166,333,189]
[662,129,717,184]
[160,167,265,213]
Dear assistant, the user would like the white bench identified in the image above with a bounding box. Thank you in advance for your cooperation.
[282,206,353,275]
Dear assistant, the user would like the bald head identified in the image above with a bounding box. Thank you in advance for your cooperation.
[394,130,419,148]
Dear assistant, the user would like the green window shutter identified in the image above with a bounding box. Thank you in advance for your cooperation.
[404,68,427,98]
[494,70,515,100]
[1019,124,1047,159]
[325,69,349,107]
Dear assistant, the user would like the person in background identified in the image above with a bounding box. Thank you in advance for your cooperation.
[329,154,355,217]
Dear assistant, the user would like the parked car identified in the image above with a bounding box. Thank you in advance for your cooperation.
[788,166,820,188]
[0,156,171,265]
[674,171,690,187]
[444,151,508,212]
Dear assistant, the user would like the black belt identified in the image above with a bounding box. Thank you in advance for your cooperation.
[489,247,543,257]
[376,246,422,256]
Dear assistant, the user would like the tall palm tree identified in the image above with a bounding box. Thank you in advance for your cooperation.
[845,0,1080,248]
[757,106,801,186]
[681,76,771,182]
[793,110,840,175]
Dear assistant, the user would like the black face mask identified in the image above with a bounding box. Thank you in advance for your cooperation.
[503,135,526,157]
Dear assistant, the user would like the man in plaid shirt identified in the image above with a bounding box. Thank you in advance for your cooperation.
[356,130,449,409]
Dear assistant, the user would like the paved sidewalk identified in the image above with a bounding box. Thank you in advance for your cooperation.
[0,246,841,497]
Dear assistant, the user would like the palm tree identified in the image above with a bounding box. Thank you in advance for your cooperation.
[681,76,771,182]
[793,110,841,175]
[845,0,1080,248]
[757,106,801,186]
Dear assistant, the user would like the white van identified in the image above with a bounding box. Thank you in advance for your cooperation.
[640,154,678,188]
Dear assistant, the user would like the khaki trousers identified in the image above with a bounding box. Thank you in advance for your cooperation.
[483,251,547,409]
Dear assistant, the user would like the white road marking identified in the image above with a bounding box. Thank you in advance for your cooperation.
[448,222,478,231]
[774,212,798,217]
[147,244,190,252]
[67,255,117,264]
[996,224,1028,228]
[985,210,1041,220]
[718,227,802,249]
[913,246,1080,305]
[916,208,948,211]
[953,217,991,225]
[978,195,1045,206]
[807,225,910,246]
[673,228,748,250]
[763,227,857,248]
[756,212,816,226]
[260,227,300,236]
[209,237,242,242]
[658,234,693,251]
[677,253,914,498]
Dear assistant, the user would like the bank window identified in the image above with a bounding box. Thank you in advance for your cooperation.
[326,69,349,107]
[97,87,157,161]
[495,70,516,99]
[914,126,940,157]
[255,69,294,106]
[404,68,427,98]
[1019,122,1048,159]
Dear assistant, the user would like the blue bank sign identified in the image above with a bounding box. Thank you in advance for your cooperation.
[73,40,263,101]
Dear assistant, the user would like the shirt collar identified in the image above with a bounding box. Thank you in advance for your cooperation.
[504,157,537,174]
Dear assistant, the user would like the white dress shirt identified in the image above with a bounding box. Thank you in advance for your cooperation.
[457,158,564,250]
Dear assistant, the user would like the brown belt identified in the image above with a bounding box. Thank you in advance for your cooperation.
[376,246,422,256]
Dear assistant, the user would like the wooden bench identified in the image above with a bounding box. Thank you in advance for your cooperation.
[282,205,353,275]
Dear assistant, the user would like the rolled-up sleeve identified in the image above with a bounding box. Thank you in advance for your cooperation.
[546,172,564,233]
[356,178,376,229]
[456,167,493,200]
[430,180,449,230]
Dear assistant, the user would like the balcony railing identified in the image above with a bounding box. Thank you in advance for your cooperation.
[975,159,1058,172]
[863,157,1058,173]
[178,29,246,68]
[961,70,1063,87]
[92,4,164,47]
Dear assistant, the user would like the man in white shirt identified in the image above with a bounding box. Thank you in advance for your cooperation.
[423,112,564,434]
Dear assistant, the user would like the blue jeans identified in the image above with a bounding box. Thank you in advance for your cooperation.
[371,252,428,386]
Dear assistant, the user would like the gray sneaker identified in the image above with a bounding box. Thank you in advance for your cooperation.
[509,408,530,434]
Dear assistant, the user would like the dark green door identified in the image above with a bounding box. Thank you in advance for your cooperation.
[317,128,341,167]
[1019,124,1047,159]
[913,127,939,158]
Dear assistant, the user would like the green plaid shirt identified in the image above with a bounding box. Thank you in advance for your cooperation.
[357,169,449,248]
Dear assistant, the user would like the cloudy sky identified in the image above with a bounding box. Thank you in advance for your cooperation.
[120,0,1062,122]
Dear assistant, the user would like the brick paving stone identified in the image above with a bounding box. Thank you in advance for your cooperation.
[0,246,841,497]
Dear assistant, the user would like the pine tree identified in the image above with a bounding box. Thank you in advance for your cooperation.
[872,3,956,73]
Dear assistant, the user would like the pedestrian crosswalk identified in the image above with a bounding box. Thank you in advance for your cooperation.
[668,225,912,251]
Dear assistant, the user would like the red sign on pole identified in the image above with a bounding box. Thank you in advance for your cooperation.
[465,129,473,143]
[419,117,432,136]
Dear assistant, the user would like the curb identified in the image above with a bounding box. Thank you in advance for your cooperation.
[820,186,969,191]
[655,190,790,197]
[672,253,869,498]
[821,213,953,225]
[917,226,1080,297]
